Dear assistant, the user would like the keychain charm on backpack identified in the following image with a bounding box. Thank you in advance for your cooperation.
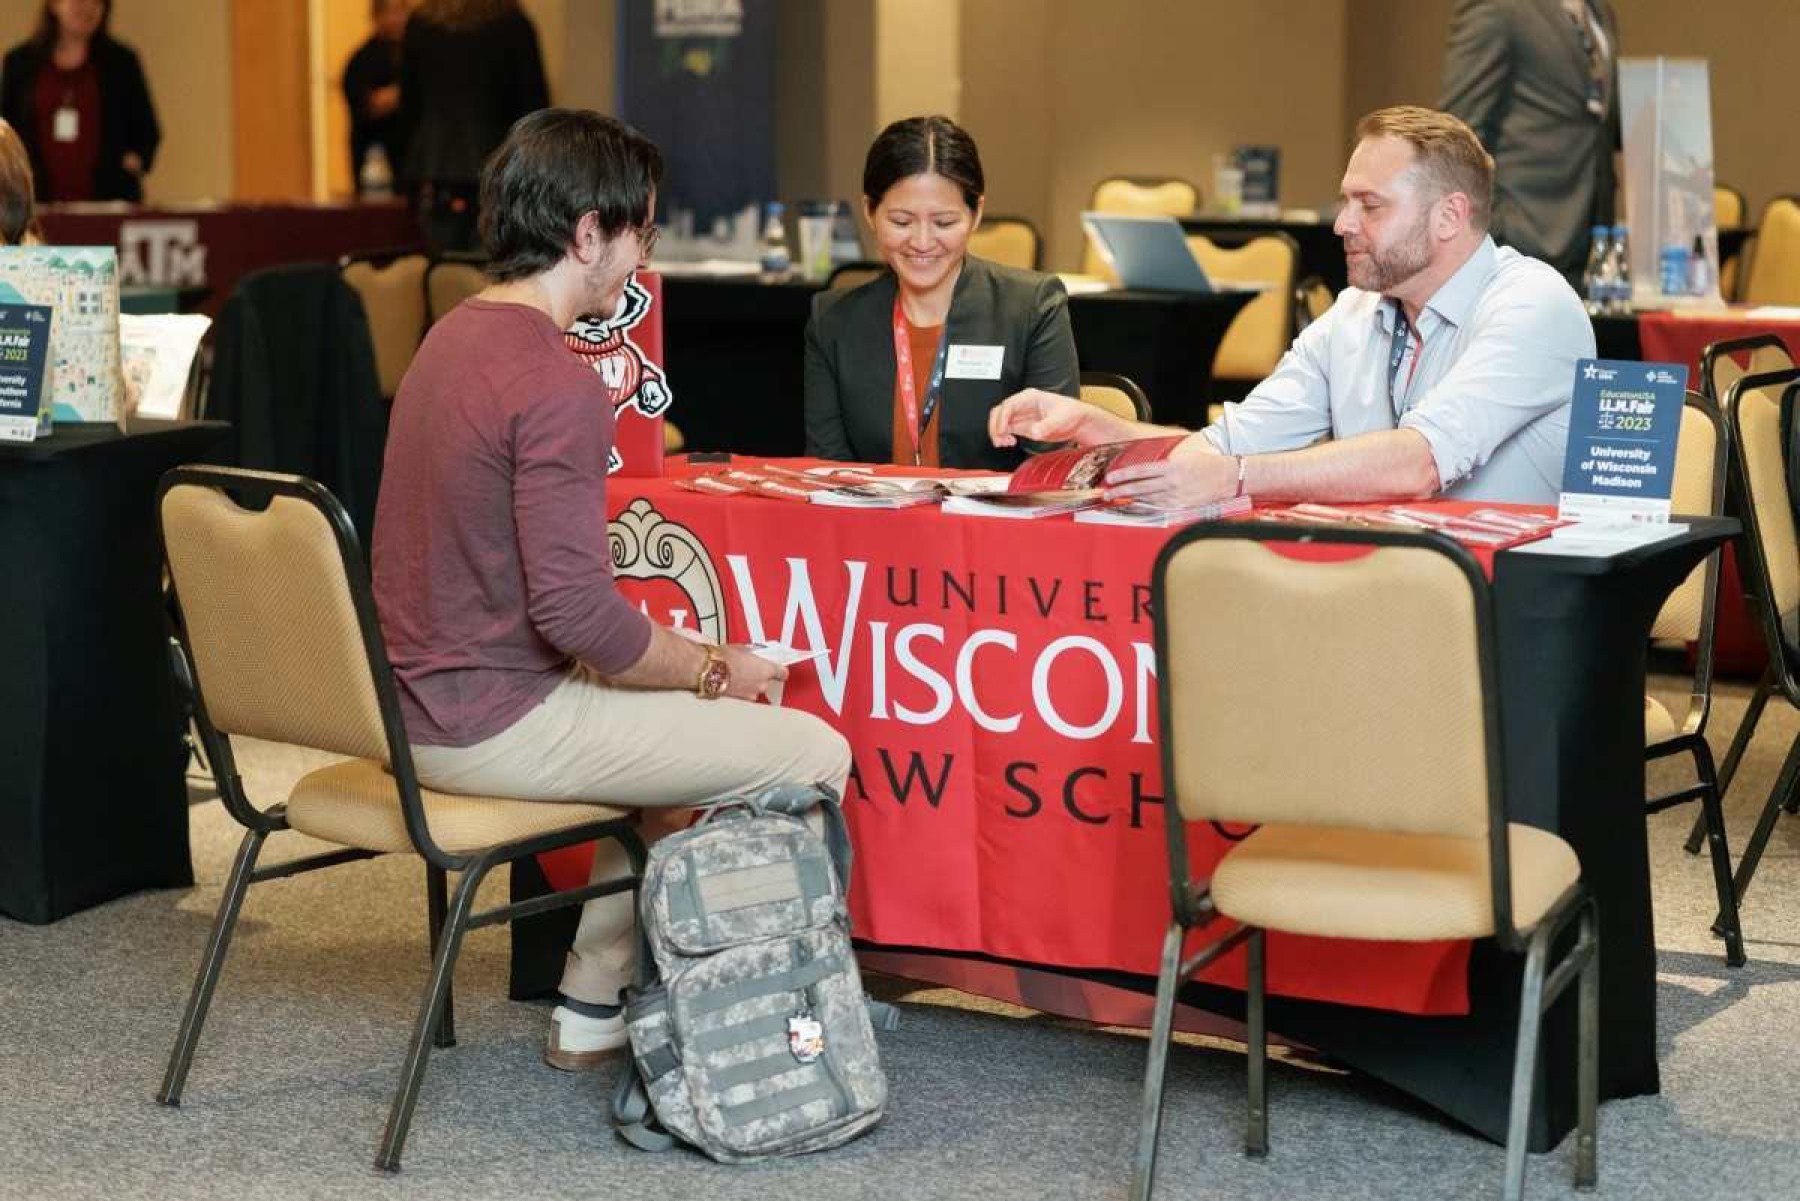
[787,1011,826,1064]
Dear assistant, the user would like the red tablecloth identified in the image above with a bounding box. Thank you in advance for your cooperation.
[538,464,1563,1018]
[38,200,420,315]
[1637,307,1800,380]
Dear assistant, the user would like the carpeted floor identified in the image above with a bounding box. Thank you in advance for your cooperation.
[3,672,1799,1201]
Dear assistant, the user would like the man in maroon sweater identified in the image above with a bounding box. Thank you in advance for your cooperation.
[372,109,851,1070]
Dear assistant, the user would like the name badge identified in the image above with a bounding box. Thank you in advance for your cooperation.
[945,344,1004,380]
[52,107,78,143]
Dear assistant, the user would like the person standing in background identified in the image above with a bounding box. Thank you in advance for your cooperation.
[343,0,410,196]
[0,0,159,203]
[400,0,547,251]
[1440,0,1620,282]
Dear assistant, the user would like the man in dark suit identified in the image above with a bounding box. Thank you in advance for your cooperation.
[1441,0,1621,281]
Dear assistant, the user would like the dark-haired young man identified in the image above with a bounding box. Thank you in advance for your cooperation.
[372,109,851,1070]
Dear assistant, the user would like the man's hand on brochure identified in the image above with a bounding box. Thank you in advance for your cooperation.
[1103,451,1237,508]
[989,388,1113,448]
[719,643,788,701]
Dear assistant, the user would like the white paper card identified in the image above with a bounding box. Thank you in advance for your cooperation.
[945,344,1004,380]
[52,107,78,143]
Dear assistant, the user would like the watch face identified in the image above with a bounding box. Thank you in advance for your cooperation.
[701,655,731,699]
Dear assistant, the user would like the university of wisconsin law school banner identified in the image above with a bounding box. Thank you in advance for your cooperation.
[544,470,1473,1017]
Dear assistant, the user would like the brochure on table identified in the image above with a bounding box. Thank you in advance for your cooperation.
[0,303,52,442]
[1553,357,1687,540]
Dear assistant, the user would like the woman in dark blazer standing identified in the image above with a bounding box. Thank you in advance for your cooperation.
[1,0,159,202]
[804,115,1078,472]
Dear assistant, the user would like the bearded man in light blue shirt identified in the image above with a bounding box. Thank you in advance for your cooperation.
[990,105,1590,507]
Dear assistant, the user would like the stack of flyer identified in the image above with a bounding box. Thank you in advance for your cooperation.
[942,435,1192,519]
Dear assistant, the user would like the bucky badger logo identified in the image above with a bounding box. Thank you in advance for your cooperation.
[566,276,673,473]
[608,498,726,644]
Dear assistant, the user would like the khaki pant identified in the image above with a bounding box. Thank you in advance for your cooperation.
[412,666,852,1004]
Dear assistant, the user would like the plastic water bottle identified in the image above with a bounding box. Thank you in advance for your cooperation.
[759,202,792,280]
[358,143,394,199]
[1606,224,1633,314]
[1582,225,1611,315]
[1687,234,1713,297]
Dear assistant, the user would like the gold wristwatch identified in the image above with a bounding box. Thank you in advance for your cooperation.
[695,644,731,700]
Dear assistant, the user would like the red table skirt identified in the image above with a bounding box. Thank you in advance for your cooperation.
[535,468,1572,1017]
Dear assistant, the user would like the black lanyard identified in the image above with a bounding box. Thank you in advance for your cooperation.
[1386,303,1415,419]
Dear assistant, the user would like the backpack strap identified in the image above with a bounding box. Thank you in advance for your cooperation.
[752,781,854,893]
[611,1066,677,1153]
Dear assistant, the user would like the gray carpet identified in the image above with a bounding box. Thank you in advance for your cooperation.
[4,672,1800,1200]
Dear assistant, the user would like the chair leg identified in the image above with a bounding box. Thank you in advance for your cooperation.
[427,864,456,1049]
[1503,921,1552,1201]
[1129,923,1186,1201]
[1245,929,1268,1159]
[1693,740,1748,966]
[1685,668,1772,854]
[1574,902,1599,1192]
[375,858,487,1172]
[1724,730,1800,920]
[158,827,268,1107]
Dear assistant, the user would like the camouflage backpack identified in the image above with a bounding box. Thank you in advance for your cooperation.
[611,783,893,1161]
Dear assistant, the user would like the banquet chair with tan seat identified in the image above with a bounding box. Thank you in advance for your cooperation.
[340,251,429,399]
[1293,274,1335,335]
[1714,184,1746,233]
[424,255,489,326]
[154,465,644,1173]
[1185,232,1298,393]
[1675,337,1798,857]
[1741,197,1800,306]
[1082,176,1200,277]
[1080,371,1151,423]
[1133,524,1597,1201]
[969,215,1043,271]
[1642,392,1744,965]
[1711,370,1800,921]
[826,260,886,291]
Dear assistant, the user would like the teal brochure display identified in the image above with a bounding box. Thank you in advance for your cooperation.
[0,303,52,443]
[1557,358,1686,528]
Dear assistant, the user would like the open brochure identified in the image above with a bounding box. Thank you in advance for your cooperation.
[1075,494,1252,527]
[802,466,1010,508]
[942,435,1189,519]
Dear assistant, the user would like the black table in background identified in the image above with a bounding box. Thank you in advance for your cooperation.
[1592,313,1643,361]
[0,420,228,923]
[1183,214,1346,293]
[657,274,1252,454]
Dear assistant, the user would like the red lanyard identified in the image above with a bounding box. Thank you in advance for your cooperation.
[892,296,951,466]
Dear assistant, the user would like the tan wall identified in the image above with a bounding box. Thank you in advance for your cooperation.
[961,0,1352,271]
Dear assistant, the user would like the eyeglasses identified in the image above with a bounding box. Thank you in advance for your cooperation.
[634,222,660,259]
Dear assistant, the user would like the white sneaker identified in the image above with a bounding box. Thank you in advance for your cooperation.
[544,1005,628,1072]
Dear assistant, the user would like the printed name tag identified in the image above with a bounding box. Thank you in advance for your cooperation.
[945,344,1004,380]
[52,107,79,143]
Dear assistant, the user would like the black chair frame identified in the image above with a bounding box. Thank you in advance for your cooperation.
[1642,392,1744,965]
[154,465,646,1172]
[1713,373,1800,919]
[1080,370,1152,423]
[1131,523,1598,1201]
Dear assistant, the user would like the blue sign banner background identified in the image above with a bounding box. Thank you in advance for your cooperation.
[618,0,776,228]
[1559,357,1687,504]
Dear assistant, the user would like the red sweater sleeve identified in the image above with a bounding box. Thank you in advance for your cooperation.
[508,364,654,676]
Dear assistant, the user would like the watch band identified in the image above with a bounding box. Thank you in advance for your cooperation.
[695,644,729,699]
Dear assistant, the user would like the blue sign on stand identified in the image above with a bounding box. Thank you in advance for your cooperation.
[1558,358,1687,526]
[0,302,52,443]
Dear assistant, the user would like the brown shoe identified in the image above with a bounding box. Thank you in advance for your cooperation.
[544,1005,628,1072]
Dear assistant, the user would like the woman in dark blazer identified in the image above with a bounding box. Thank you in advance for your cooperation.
[1,0,159,202]
[804,115,1078,472]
